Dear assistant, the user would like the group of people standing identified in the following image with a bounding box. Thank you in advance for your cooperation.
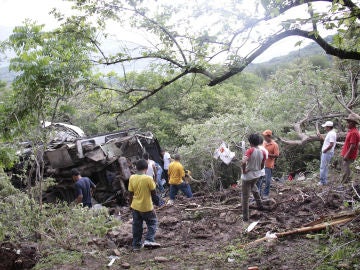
[240,130,279,221]
[128,150,193,250]
[318,113,360,185]
[70,113,360,249]
[241,113,360,222]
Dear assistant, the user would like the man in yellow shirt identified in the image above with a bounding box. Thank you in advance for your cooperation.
[128,159,160,251]
[168,154,193,204]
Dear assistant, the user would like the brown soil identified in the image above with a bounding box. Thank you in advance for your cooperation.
[2,178,360,270]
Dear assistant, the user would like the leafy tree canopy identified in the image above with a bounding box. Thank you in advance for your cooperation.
[0,18,96,138]
[63,0,360,113]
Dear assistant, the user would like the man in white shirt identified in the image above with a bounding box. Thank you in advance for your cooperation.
[161,149,171,183]
[143,153,157,181]
[257,136,269,193]
[317,121,337,185]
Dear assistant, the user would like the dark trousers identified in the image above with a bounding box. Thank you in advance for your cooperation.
[169,182,193,200]
[132,209,157,248]
[163,169,169,183]
[242,178,262,221]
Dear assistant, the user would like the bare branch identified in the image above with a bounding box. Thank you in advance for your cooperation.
[307,3,318,33]
[132,7,188,66]
[277,108,348,145]
[208,29,360,86]
[265,0,360,21]
[335,95,360,117]
[111,70,190,114]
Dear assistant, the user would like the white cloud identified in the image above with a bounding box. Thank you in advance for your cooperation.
[0,0,335,64]
[0,0,72,28]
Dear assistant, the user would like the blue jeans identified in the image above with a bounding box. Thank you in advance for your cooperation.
[320,151,334,184]
[132,210,157,248]
[157,177,165,193]
[169,182,193,200]
[257,168,272,197]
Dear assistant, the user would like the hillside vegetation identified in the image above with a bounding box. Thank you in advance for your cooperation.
[0,0,359,269]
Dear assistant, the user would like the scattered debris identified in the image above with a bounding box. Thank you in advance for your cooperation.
[107,255,119,267]
[121,262,131,269]
[154,256,170,262]
[241,211,358,248]
[9,124,163,206]
[246,220,260,232]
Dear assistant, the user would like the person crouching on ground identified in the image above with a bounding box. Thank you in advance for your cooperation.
[71,168,96,208]
[241,134,265,222]
[128,159,160,251]
[168,154,193,205]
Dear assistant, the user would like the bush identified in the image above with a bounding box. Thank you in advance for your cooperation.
[0,144,18,170]
[0,170,120,247]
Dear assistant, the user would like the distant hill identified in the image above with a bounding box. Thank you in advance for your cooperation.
[0,66,16,84]
[245,36,334,78]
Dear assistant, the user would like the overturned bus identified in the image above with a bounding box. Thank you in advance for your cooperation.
[10,123,163,206]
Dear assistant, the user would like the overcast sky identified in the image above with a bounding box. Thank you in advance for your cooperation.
[0,0,329,63]
[0,0,71,28]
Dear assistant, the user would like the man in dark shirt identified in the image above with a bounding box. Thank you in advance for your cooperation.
[71,168,96,208]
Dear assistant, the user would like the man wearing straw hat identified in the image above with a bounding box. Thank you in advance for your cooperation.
[341,113,360,183]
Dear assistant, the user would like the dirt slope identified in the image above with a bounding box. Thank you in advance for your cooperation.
[2,179,359,270]
[102,180,359,269]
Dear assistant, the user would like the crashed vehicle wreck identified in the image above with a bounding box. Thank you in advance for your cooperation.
[10,122,163,206]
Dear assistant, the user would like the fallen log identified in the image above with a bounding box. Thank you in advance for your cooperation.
[303,210,358,227]
[185,205,241,212]
[276,217,354,237]
[240,215,356,248]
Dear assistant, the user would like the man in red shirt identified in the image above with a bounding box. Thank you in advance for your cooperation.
[341,113,360,183]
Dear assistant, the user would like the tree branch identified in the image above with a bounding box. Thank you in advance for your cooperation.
[277,111,348,146]
[132,8,188,66]
[208,29,360,86]
[265,0,360,21]
[100,54,185,69]
[111,70,190,114]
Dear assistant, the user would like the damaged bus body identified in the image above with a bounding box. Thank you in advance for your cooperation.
[11,123,163,206]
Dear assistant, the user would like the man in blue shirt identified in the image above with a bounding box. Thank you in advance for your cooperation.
[71,168,96,208]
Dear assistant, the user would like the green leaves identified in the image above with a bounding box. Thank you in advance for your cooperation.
[2,19,97,138]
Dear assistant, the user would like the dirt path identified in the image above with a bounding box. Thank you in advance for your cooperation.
[102,180,359,269]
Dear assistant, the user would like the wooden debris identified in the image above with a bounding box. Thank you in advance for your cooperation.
[185,205,240,211]
[240,212,357,248]
[112,249,121,256]
[303,211,358,227]
[121,262,131,269]
[154,256,170,262]
[352,183,360,200]
[107,256,119,267]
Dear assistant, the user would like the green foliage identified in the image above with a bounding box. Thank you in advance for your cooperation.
[0,169,19,198]
[1,19,95,139]
[0,170,120,248]
[225,244,248,263]
[0,144,18,170]
[315,232,360,269]
[33,250,82,270]
[304,159,321,174]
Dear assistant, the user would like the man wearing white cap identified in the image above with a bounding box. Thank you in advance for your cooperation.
[317,121,337,185]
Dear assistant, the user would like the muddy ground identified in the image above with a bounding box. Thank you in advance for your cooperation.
[2,176,360,270]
